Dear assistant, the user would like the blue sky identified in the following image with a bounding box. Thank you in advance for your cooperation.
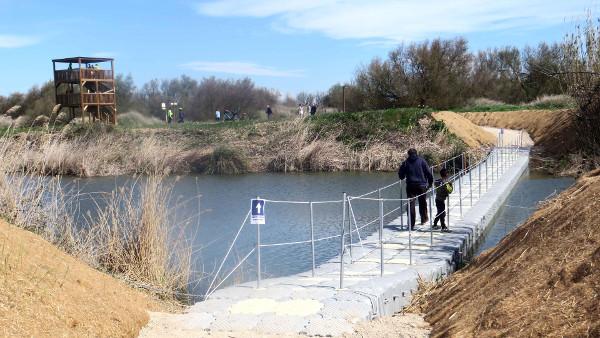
[0,0,595,97]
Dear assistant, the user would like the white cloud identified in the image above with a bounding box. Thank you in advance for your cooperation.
[181,61,304,77]
[196,0,589,42]
[0,34,38,48]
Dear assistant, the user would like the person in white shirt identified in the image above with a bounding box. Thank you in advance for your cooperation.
[215,110,221,121]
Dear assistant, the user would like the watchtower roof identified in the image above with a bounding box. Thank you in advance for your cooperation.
[52,57,113,64]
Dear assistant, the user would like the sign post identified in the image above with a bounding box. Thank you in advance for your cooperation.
[251,197,265,288]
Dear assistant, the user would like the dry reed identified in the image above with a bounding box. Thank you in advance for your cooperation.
[0,128,193,301]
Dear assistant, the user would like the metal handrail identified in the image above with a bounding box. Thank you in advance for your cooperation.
[207,140,525,295]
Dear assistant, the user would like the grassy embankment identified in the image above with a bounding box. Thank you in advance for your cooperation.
[0,108,467,177]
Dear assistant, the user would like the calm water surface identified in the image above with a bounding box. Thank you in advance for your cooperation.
[63,168,574,298]
[65,172,403,296]
[474,170,574,256]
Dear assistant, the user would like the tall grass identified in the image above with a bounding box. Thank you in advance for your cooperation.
[207,146,248,174]
[0,130,193,301]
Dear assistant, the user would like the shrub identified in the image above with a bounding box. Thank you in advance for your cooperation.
[526,95,576,109]
[207,146,248,174]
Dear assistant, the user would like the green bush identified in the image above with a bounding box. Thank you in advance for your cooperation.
[310,107,432,146]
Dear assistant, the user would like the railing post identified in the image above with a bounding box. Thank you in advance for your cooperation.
[453,156,456,178]
[478,158,482,199]
[379,191,384,277]
[447,194,450,230]
[496,148,499,181]
[486,153,489,191]
[469,153,473,207]
[429,188,434,246]
[348,195,352,263]
[339,193,347,289]
[310,201,316,278]
[407,197,413,265]
[256,196,261,289]
[458,166,463,216]
[400,181,404,230]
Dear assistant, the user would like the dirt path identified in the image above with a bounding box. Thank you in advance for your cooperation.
[343,313,431,338]
[462,110,576,159]
[481,126,534,147]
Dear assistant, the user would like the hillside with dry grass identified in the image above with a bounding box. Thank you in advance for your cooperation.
[1,109,466,177]
[0,218,172,337]
[414,169,600,337]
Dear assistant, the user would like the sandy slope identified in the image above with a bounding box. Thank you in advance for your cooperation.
[432,111,496,147]
[421,170,600,337]
[462,109,576,158]
[0,220,164,337]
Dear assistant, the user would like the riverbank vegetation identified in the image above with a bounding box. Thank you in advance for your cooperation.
[0,108,466,177]
[0,135,194,301]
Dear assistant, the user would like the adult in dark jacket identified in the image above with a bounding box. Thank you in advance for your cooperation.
[398,148,434,230]
[266,105,273,120]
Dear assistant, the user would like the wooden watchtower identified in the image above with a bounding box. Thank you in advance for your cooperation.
[52,57,117,124]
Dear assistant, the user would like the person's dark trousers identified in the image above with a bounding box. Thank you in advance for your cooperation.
[406,184,428,229]
[434,199,446,228]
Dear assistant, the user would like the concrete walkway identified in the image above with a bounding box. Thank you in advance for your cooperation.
[140,148,529,337]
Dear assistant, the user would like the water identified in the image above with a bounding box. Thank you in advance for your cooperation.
[63,172,404,297]
[474,170,574,256]
[62,168,574,298]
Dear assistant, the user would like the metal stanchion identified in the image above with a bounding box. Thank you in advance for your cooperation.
[496,148,499,181]
[478,158,482,199]
[339,193,347,289]
[379,194,384,277]
[407,197,413,265]
[458,167,463,216]
[486,154,489,191]
[348,196,352,262]
[430,166,434,244]
[310,201,315,277]
[453,157,456,178]
[400,181,404,230]
[446,194,450,229]
[429,190,434,246]
[469,154,473,206]
[256,196,261,288]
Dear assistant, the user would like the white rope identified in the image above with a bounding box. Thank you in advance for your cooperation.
[204,209,250,299]
[347,199,365,248]
[260,239,312,247]
[205,247,256,299]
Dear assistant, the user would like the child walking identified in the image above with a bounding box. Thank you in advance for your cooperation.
[434,168,453,232]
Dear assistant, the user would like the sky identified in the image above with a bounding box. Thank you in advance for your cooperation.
[0,0,596,97]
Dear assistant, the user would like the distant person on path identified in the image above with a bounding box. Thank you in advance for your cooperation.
[433,168,453,232]
[215,110,221,122]
[298,104,304,117]
[310,103,317,116]
[178,107,185,123]
[166,109,173,127]
[266,105,273,120]
[398,148,433,230]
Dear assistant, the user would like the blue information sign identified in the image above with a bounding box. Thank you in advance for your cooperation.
[251,199,266,225]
